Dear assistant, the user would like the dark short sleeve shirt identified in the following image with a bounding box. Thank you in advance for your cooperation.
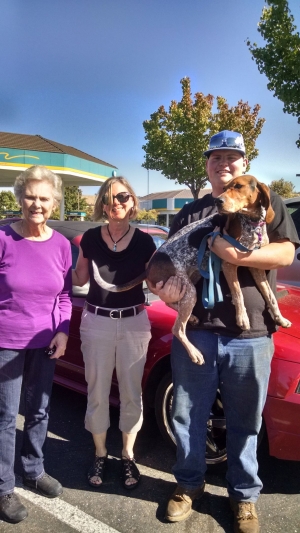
[80,226,156,308]
[168,191,300,338]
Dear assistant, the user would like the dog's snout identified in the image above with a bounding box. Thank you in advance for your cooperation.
[215,197,224,207]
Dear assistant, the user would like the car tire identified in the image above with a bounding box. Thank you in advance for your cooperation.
[154,371,228,465]
[155,372,176,451]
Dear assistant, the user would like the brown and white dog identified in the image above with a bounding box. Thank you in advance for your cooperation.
[92,175,291,365]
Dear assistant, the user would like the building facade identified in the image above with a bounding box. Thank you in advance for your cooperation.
[139,188,212,227]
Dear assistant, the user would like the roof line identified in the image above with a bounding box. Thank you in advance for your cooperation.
[36,135,64,154]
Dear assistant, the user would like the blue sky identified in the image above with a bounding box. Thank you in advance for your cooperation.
[1,0,299,197]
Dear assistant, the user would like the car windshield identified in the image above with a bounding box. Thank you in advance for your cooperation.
[290,207,300,239]
[152,234,167,249]
[284,201,300,238]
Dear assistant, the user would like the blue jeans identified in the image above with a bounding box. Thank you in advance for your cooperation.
[0,348,56,495]
[171,330,274,502]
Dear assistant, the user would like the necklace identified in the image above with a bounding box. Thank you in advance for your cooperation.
[107,225,130,252]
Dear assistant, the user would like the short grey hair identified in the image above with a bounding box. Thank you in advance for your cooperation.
[14,165,62,205]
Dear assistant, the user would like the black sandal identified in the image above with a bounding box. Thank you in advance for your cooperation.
[87,455,107,488]
[121,457,141,490]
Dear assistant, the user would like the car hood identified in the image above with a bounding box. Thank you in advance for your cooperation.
[147,286,300,365]
[276,284,300,342]
[146,299,177,329]
[147,285,300,337]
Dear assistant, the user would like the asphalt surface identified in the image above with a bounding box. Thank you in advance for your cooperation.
[2,384,300,533]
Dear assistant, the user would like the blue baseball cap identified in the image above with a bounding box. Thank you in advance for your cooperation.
[204,130,246,157]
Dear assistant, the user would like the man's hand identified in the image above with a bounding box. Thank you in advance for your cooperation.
[208,226,296,269]
[153,276,186,304]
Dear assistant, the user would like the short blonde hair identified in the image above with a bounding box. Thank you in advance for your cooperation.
[14,165,62,205]
[93,176,139,221]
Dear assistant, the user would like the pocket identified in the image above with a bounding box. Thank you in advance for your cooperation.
[80,309,88,327]
[80,309,93,336]
[137,310,151,335]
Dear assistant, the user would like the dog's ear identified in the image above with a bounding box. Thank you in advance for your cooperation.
[256,181,275,224]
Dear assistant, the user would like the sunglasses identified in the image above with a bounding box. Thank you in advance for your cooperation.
[209,136,244,150]
[102,192,132,205]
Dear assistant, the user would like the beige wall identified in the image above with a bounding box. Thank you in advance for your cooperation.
[82,194,97,207]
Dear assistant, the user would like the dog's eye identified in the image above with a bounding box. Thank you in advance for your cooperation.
[234,183,243,189]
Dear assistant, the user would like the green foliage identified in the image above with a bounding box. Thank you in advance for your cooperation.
[64,186,88,212]
[51,186,89,220]
[84,205,95,221]
[247,0,300,147]
[135,209,158,222]
[0,191,20,216]
[50,209,60,220]
[142,78,265,199]
[269,177,297,198]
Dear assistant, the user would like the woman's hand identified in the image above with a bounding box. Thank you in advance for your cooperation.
[48,332,68,359]
[153,276,186,304]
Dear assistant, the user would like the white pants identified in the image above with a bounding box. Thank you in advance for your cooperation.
[80,309,151,434]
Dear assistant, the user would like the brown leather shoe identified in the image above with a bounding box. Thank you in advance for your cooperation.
[230,498,259,533]
[165,483,205,522]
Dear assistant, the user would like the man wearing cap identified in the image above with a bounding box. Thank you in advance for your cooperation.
[154,131,299,532]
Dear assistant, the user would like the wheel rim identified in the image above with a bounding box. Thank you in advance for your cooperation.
[161,384,227,464]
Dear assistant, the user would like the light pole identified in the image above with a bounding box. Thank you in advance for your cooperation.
[145,168,150,306]
[147,169,150,222]
[147,169,149,197]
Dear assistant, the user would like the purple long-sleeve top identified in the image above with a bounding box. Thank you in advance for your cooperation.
[0,225,72,349]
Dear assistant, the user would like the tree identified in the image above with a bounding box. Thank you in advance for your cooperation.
[142,78,265,199]
[135,209,158,222]
[269,177,297,197]
[51,186,89,220]
[64,186,88,213]
[84,204,95,221]
[247,0,300,147]
[0,191,20,216]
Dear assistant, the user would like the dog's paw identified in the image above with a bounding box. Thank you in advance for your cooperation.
[269,309,292,328]
[194,356,205,365]
[237,313,250,330]
[277,317,292,328]
[188,313,199,325]
[189,350,205,365]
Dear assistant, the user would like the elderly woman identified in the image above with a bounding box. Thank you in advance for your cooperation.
[0,166,72,524]
[72,176,156,491]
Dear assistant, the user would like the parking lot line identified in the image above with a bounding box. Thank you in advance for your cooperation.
[15,475,121,533]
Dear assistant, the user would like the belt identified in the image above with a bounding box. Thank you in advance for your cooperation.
[85,302,145,319]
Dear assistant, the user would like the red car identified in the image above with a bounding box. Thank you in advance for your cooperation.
[277,198,300,287]
[2,219,300,463]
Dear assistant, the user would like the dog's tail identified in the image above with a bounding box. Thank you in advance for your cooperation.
[92,260,147,292]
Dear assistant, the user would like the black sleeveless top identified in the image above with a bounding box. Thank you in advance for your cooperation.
[80,226,156,308]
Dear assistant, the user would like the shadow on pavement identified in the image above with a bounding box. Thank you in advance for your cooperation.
[14,383,300,532]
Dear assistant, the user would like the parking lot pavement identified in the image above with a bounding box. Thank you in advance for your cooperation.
[1,385,299,533]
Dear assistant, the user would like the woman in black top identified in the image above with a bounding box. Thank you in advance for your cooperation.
[73,177,155,491]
